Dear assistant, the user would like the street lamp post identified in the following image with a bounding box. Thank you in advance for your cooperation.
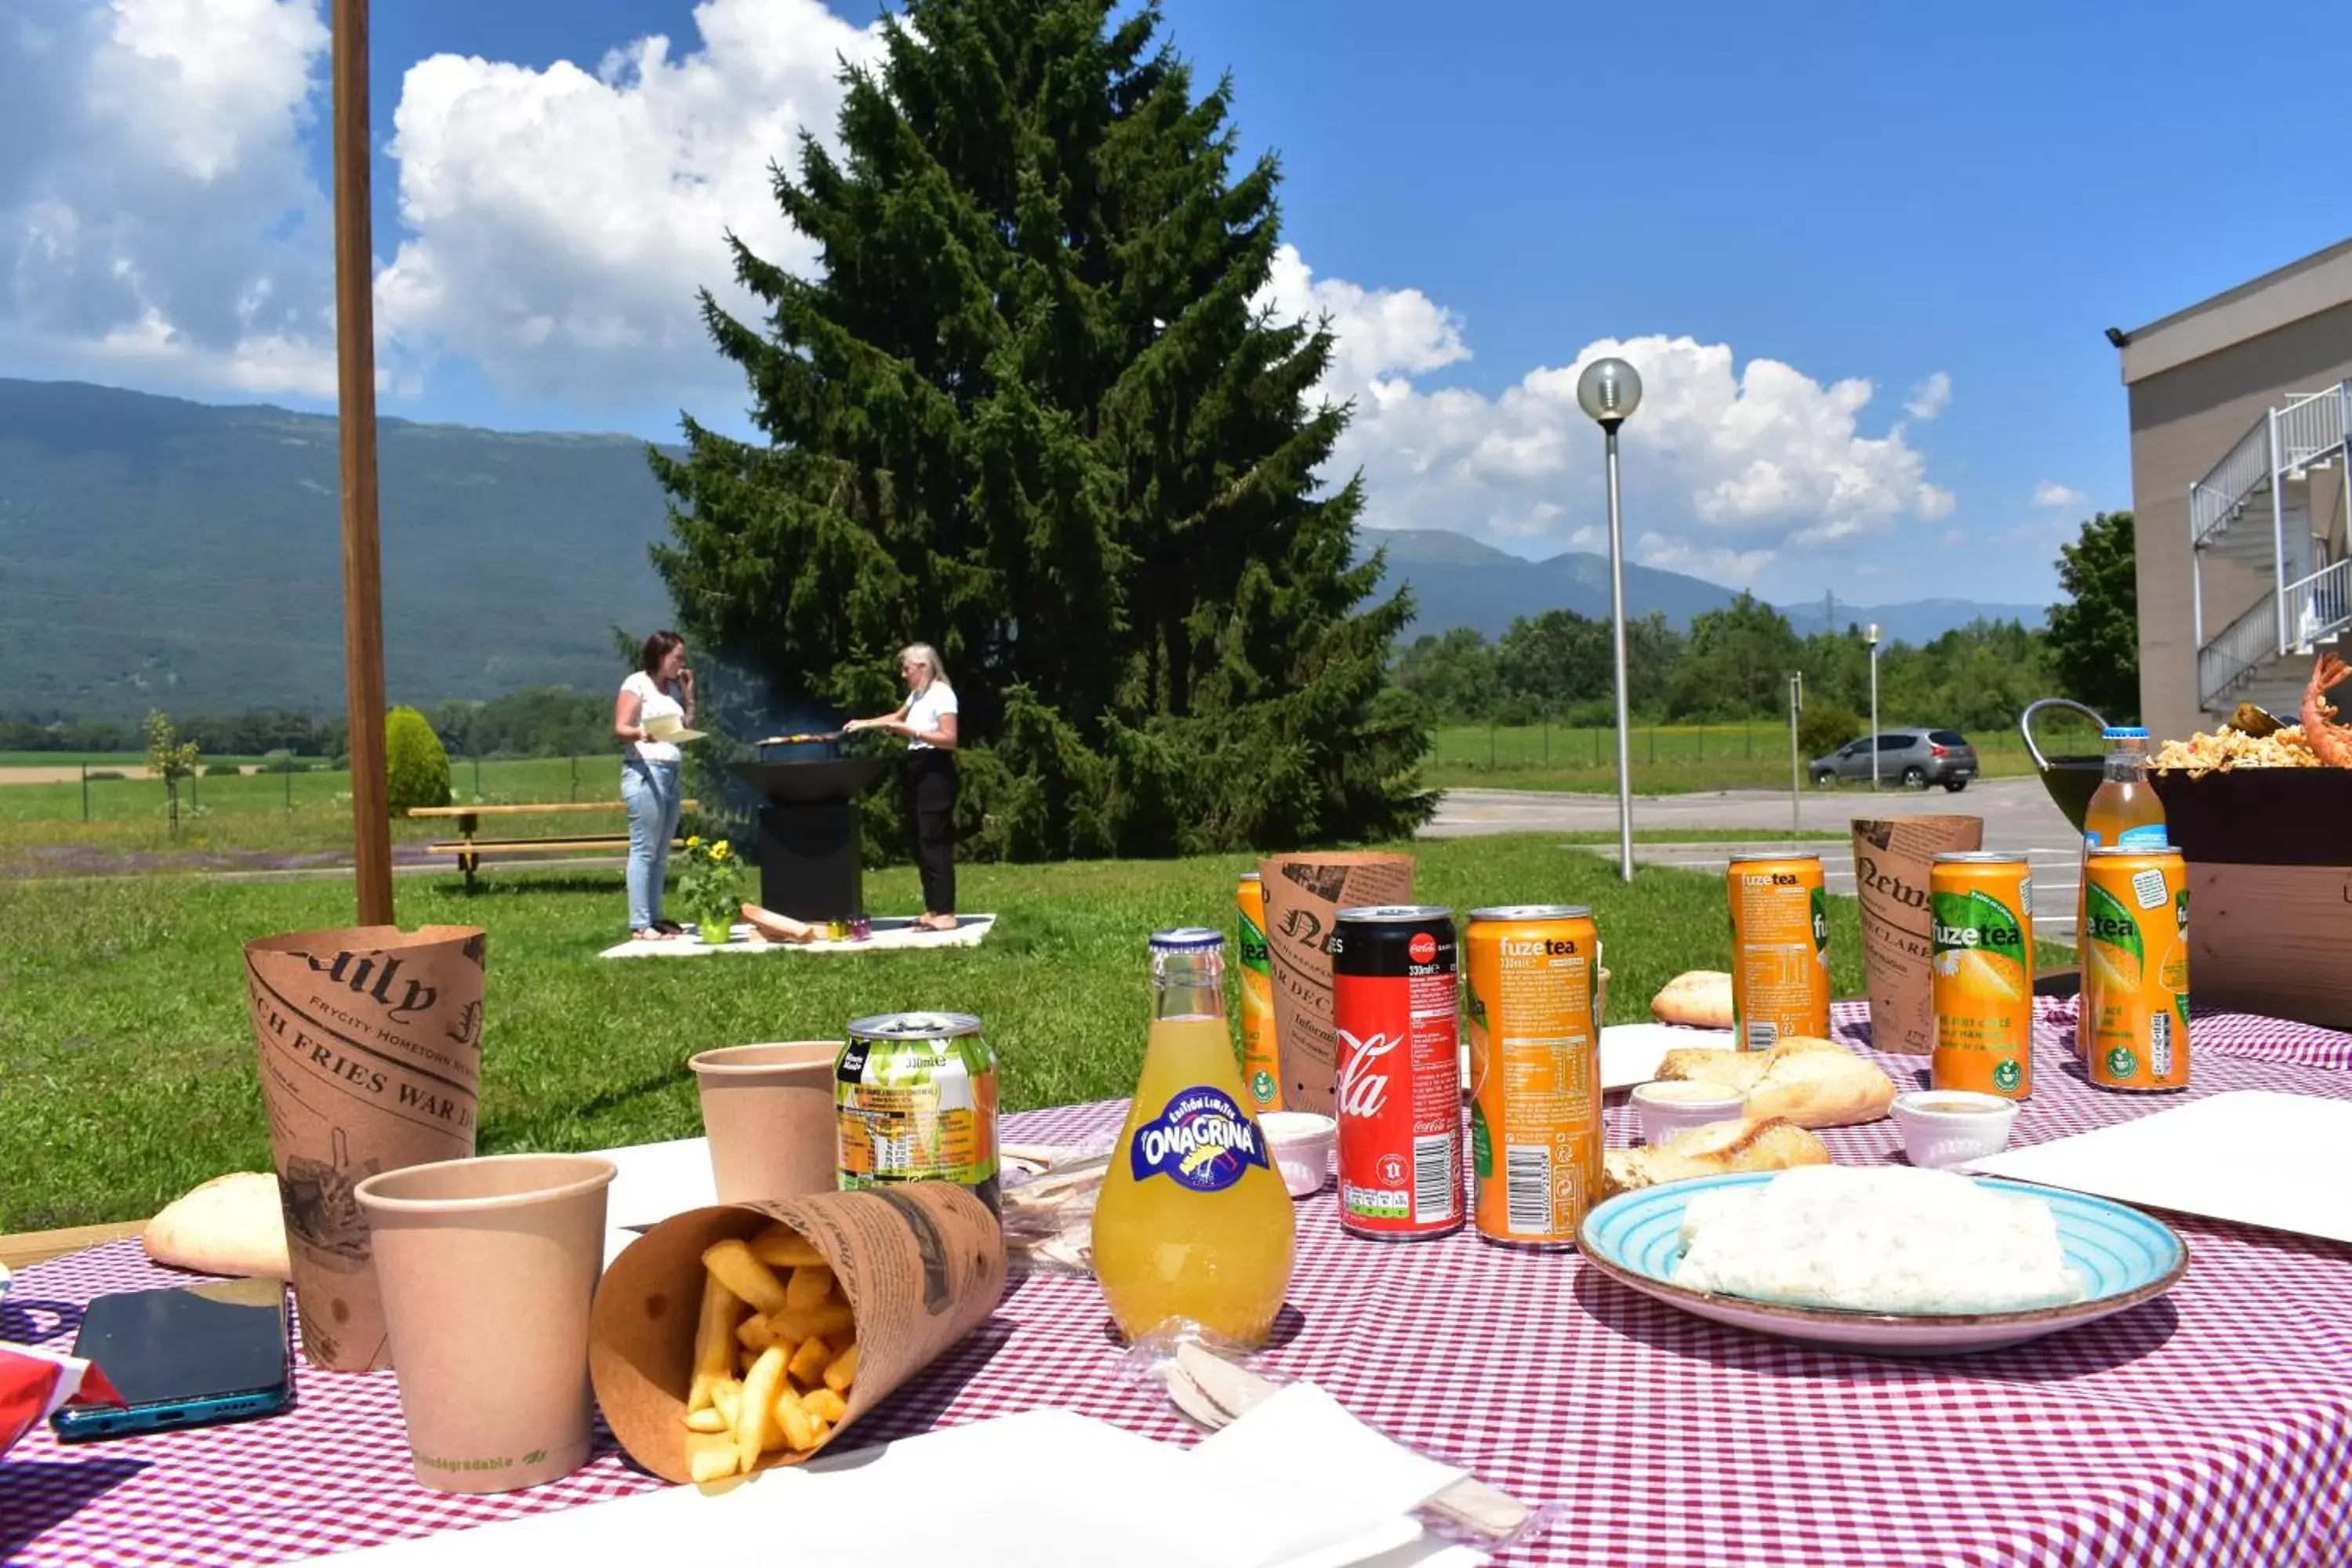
[1577,357,1643,883]
[1788,672,1802,833]
[1865,622,1882,791]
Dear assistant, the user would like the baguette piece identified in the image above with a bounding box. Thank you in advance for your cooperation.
[1602,1116,1830,1198]
[1650,971,1733,1029]
[143,1171,292,1279]
[1657,1036,1894,1129]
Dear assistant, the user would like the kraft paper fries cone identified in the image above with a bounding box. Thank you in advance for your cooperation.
[355,1154,615,1494]
[1851,815,1984,1054]
[691,1042,840,1203]
[245,924,486,1370]
[590,1184,1005,1483]
[1258,852,1414,1115]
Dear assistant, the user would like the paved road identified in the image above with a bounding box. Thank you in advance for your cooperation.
[1424,778,2086,943]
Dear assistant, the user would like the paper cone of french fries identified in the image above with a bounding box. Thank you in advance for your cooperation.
[1258,852,1414,1115]
[1851,815,1984,1055]
[245,924,486,1371]
[590,1184,1005,1483]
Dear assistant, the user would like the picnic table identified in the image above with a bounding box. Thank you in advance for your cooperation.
[407,800,697,891]
[5,1000,2350,1566]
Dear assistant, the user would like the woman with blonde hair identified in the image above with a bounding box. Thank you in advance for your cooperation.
[845,643,960,930]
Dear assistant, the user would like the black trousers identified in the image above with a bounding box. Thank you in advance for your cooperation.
[906,750,958,913]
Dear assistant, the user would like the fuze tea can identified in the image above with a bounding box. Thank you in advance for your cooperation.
[1930,853,2034,1099]
[1331,906,1463,1242]
[1726,853,1831,1051]
[1464,906,1602,1249]
[837,1012,1002,1213]
[2081,848,2191,1093]
[1236,873,1283,1113]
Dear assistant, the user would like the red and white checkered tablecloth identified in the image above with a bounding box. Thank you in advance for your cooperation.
[6,1004,2351,1568]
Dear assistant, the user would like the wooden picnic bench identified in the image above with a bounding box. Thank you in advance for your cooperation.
[407,800,699,891]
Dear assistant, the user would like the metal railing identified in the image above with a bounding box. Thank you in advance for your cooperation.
[2190,417,2274,544]
[2197,594,2289,710]
[2188,380,2352,546]
[2276,384,2349,470]
[2286,557,2352,652]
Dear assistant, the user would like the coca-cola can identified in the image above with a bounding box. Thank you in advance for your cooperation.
[1331,905,1464,1242]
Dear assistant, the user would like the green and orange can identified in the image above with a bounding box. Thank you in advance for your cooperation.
[2079,847,2190,1092]
[1929,852,2034,1099]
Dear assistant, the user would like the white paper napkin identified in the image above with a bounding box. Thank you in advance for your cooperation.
[1192,1381,1468,1520]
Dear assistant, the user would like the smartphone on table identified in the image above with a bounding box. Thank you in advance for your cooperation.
[49,1277,294,1440]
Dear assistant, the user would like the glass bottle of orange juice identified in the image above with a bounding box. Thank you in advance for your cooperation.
[2078,726,2166,1054]
[1092,928,1296,1347]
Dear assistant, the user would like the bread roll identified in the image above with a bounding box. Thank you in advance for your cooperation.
[1657,1036,1895,1129]
[142,1171,292,1279]
[1650,971,1733,1029]
[1602,1116,1830,1197]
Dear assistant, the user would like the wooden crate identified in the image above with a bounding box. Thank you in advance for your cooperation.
[2149,770,2352,1029]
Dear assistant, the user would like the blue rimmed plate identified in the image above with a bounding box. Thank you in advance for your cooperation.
[1579,1171,2189,1355]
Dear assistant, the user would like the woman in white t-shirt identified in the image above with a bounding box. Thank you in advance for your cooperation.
[844,642,960,931]
[613,630,695,940]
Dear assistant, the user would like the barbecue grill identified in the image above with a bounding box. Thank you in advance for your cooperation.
[731,733,898,920]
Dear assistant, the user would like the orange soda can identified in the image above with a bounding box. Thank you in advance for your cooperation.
[1726,854,1831,1051]
[2080,848,2190,1091]
[1464,906,1602,1249]
[1236,873,1283,1113]
[1930,852,2034,1099]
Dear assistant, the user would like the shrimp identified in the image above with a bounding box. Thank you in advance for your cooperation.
[2301,653,2352,768]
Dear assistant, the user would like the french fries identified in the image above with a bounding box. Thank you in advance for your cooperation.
[681,1226,858,1480]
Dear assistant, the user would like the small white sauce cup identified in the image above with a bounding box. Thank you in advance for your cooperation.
[1891,1090,2020,1169]
[1632,1080,1748,1145]
[1258,1112,1337,1197]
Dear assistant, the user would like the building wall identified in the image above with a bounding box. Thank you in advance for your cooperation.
[2126,298,2352,742]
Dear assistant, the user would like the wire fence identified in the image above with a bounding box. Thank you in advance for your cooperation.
[1429,721,2034,773]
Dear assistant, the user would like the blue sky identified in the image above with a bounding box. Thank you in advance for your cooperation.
[5,0,2350,606]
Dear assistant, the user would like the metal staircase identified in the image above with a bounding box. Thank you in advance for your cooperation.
[2189,381,2352,715]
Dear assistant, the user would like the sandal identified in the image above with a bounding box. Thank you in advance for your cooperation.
[634,927,672,942]
[654,919,684,935]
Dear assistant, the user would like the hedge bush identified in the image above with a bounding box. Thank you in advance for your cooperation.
[385,707,452,818]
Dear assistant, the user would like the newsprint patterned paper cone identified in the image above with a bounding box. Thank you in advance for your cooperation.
[590,1184,1005,1483]
[245,925,486,1370]
[1851,816,1983,1055]
[1258,853,1414,1115]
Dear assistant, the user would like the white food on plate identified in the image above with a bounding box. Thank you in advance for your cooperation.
[1671,1166,2086,1315]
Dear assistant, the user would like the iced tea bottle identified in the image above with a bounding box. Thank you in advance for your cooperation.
[2077,727,2166,1056]
[1091,929,1296,1347]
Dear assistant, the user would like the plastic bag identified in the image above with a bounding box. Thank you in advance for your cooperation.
[999,1138,1115,1278]
[1,1343,122,1456]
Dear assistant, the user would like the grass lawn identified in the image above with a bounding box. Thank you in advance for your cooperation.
[0,833,2067,1233]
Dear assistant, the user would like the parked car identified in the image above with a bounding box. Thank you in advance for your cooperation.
[1810,728,1979,791]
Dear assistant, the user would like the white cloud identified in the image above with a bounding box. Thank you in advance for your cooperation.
[1940,528,1968,548]
[2033,480,2087,508]
[0,0,337,394]
[1254,256,1957,587]
[1904,372,1952,420]
[375,0,884,405]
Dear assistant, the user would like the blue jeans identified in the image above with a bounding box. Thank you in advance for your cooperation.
[622,759,683,931]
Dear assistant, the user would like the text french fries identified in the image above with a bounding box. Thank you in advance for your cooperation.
[823,1341,859,1393]
[749,1225,825,1269]
[787,1334,832,1387]
[804,1387,848,1425]
[768,1302,856,1343]
[785,1265,834,1311]
[688,1271,742,1413]
[736,1344,789,1472]
[701,1239,790,1315]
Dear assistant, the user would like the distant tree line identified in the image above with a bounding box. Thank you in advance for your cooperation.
[1393,590,2058,745]
[0,688,612,760]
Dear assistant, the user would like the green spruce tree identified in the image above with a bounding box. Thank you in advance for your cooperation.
[650,0,1432,859]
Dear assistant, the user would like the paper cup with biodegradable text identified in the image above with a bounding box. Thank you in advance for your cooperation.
[1258,853,1414,1116]
[590,1183,1005,1484]
[245,925,486,1371]
[355,1153,615,1494]
[1851,816,1984,1054]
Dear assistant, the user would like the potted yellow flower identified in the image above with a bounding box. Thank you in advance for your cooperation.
[676,833,746,946]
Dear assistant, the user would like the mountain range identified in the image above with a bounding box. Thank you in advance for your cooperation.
[0,379,2046,720]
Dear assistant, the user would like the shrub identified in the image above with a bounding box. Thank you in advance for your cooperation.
[203,762,244,777]
[1797,703,1864,764]
[385,706,452,818]
[85,769,125,781]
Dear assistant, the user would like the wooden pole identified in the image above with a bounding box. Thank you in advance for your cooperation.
[333,0,394,924]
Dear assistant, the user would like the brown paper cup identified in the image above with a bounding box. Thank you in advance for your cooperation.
[1259,853,1414,1114]
[245,924,486,1370]
[1851,816,1984,1054]
[691,1042,840,1203]
[354,1153,615,1494]
[590,1184,1005,1483]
